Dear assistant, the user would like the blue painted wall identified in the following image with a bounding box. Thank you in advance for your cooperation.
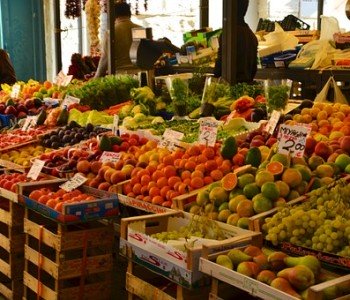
[0,0,46,81]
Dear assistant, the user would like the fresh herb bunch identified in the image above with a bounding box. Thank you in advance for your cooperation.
[203,82,231,104]
[267,85,290,112]
[170,78,188,106]
[230,82,264,99]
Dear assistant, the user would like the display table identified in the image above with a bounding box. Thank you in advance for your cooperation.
[256,68,350,100]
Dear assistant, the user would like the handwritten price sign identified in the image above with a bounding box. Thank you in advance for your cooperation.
[199,118,218,147]
[59,173,87,192]
[27,159,45,180]
[264,110,281,135]
[99,151,122,163]
[55,70,73,87]
[61,95,80,108]
[22,116,38,131]
[278,124,311,158]
[159,129,184,151]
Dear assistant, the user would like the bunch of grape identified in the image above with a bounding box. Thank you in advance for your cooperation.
[263,179,350,257]
[151,215,226,243]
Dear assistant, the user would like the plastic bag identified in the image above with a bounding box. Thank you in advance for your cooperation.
[319,16,340,41]
[314,76,348,104]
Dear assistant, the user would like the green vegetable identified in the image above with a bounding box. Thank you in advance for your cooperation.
[65,75,138,110]
[131,86,157,115]
[267,85,289,112]
[230,82,264,100]
[170,78,188,106]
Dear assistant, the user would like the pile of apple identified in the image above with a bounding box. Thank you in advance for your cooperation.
[0,97,46,119]
[215,247,349,299]
[28,187,96,212]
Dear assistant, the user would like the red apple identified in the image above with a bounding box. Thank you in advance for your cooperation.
[314,141,332,160]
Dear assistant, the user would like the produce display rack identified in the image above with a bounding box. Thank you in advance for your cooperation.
[0,193,25,300]
[23,208,114,300]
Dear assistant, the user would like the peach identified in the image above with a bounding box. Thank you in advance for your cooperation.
[314,141,332,160]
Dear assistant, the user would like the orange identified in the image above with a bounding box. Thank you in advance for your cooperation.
[186,145,201,156]
[177,183,189,194]
[147,181,157,189]
[162,201,172,208]
[132,183,142,195]
[162,155,174,166]
[38,195,50,204]
[149,186,161,198]
[168,176,181,188]
[180,170,192,180]
[183,178,191,186]
[122,182,133,195]
[191,170,204,179]
[173,182,182,192]
[29,190,43,201]
[184,161,196,171]
[140,186,149,196]
[46,199,58,209]
[195,163,206,173]
[152,170,165,182]
[190,177,204,189]
[210,169,224,181]
[236,199,254,217]
[156,177,168,189]
[127,192,136,198]
[152,195,164,205]
[160,186,171,198]
[202,147,215,159]
[140,174,151,186]
[164,165,177,178]
[196,154,208,164]
[203,176,214,185]
[54,202,64,212]
[205,160,218,172]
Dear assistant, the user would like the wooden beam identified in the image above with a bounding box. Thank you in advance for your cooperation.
[107,0,115,75]
[222,0,237,85]
[200,0,209,28]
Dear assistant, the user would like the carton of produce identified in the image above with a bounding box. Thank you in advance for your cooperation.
[120,210,261,287]
[200,242,350,300]
[18,179,119,224]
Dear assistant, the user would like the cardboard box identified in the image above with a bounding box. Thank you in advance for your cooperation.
[18,179,119,224]
[120,211,262,287]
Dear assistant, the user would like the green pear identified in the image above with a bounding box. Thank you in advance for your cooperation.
[216,254,233,270]
[277,265,315,291]
[284,255,321,276]
[227,249,252,266]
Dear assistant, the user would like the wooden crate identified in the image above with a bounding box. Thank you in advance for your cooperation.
[23,209,114,300]
[0,195,25,299]
[200,243,350,300]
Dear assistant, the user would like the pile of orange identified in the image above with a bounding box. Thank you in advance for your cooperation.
[122,144,235,208]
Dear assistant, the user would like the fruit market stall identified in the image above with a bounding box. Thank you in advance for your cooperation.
[0,72,349,299]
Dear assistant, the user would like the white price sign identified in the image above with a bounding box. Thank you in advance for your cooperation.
[61,95,80,108]
[11,84,21,98]
[27,159,45,180]
[22,116,38,131]
[158,138,176,151]
[99,151,122,163]
[55,70,73,87]
[199,118,218,147]
[264,110,281,135]
[163,129,184,141]
[59,173,87,192]
[278,124,311,158]
[112,115,119,135]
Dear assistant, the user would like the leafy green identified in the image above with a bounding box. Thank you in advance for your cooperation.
[65,75,138,110]
[230,82,264,100]
[267,85,289,112]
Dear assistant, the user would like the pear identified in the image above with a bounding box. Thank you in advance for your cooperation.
[236,261,260,278]
[256,270,276,285]
[268,251,289,271]
[284,255,321,276]
[227,249,252,266]
[243,245,263,257]
[253,253,269,270]
[216,254,233,270]
[277,265,315,291]
[270,278,301,299]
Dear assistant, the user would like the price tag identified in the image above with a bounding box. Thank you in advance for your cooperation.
[10,84,21,98]
[55,70,73,87]
[61,95,80,108]
[22,116,38,131]
[43,98,59,106]
[158,138,176,151]
[278,124,311,158]
[27,159,45,180]
[112,115,119,135]
[99,151,122,163]
[198,117,218,147]
[264,110,281,135]
[163,129,184,141]
[59,173,88,192]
